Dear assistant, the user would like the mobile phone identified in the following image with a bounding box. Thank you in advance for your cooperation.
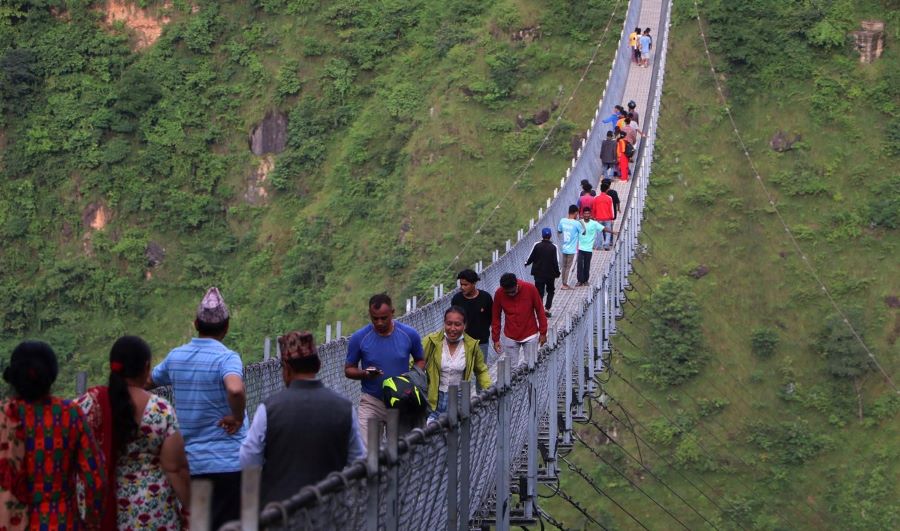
[365,367,381,375]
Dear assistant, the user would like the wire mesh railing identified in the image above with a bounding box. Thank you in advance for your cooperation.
[215,0,674,527]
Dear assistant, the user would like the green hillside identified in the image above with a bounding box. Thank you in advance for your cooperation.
[0,0,622,389]
[548,0,899,529]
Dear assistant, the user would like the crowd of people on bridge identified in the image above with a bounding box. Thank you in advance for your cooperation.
[0,81,644,529]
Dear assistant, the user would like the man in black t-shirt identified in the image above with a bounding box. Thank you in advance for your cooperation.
[450,269,494,363]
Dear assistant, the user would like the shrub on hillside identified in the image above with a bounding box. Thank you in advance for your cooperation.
[750,327,778,358]
[867,175,900,229]
[746,421,830,465]
[639,277,706,387]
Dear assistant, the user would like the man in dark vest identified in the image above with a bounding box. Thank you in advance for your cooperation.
[240,331,365,505]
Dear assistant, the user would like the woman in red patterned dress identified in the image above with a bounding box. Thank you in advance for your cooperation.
[2,341,105,530]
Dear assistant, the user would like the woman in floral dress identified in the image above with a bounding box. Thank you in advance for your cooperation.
[77,336,190,530]
[2,340,105,530]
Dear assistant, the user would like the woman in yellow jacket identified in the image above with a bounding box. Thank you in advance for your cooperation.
[423,306,492,423]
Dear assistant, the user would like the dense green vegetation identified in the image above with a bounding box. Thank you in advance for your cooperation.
[550,0,899,529]
[0,0,622,390]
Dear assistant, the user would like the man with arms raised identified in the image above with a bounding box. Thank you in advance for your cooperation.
[148,287,246,530]
[345,293,425,446]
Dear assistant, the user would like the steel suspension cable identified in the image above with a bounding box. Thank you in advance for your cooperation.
[561,455,652,531]
[556,486,611,531]
[690,0,897,393]
[578,417,728,530]
[572,434,696,530]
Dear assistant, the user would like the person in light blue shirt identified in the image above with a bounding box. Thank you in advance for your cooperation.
[149,287,247,530]
[557,204,583,289]
[575,208,615,286]
[640,30,652,67]
[240,331,365,506]
[345,293,425,447]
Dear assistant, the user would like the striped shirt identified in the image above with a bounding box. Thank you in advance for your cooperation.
[152,338,246,474]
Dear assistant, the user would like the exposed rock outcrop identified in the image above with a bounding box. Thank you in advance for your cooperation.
[146,241,166,268]
[770,130,801,152]
[249,111,288,156]
[851,20,885,64]
[102,0,171,50]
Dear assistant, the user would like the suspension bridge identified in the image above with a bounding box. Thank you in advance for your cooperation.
[189,0,671,527]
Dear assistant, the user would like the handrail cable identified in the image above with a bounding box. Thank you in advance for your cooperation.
[574,428,725,530]
[556,486,612,531]
[572,433,697,530]
[446,0,624,271]
[691,0,897,393]
[561,455,651,531]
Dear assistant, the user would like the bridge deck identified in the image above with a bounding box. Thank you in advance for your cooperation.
[490,0,662,378]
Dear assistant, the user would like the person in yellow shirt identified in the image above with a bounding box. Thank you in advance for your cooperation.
[629,27,641,64]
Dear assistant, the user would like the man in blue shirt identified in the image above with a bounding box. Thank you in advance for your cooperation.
[345,293,425,447]
[149,287,247,530]
[557,204,582,289]
[576,208,615,286]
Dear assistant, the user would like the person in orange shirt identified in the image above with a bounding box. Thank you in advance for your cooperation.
[616,130,631,182]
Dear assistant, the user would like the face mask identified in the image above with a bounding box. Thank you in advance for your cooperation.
[446,334,462,344]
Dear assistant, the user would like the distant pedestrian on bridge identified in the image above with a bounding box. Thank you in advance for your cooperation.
[451,269,494,363]
[595,182,616,251]
[640,29,653,67]
[557,205,582,290]
[241,331,365,506]
[627,100,639,126]
[148,287,246,530]
[576,208,616,286]
[345,293,425,446]
[525,228,561,317]
[492,273,547,367]
[600,130,619,178]
[422,307,491,424]
[601,105,625,132]
[601,178,620,220]
[630,27,641,64]
[578,179,595,219]
[616,130,632,182]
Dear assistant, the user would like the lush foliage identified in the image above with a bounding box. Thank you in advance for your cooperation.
[640,277,706,387]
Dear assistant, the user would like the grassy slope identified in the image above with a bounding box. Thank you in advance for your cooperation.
[547,3,899,529]
[0,0,624,392]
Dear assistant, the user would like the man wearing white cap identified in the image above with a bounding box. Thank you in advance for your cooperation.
[148,287,247,529]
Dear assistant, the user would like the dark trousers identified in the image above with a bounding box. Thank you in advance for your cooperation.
[534,276,556,310]
[577,250,593,284]
[192,471,241,529]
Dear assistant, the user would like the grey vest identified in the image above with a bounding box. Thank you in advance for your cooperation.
[261,379,353,505]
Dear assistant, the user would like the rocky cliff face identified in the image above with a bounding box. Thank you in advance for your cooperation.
[851,20,885,64]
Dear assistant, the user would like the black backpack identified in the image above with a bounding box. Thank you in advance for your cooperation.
[624,141,635,159]
[382,367,429,416]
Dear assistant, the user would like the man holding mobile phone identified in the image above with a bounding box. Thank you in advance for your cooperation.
[345,293,425,447]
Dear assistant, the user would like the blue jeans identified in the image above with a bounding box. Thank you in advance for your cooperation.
[428,390,450,423]
[479,342,493,365]
[601,221,613,248]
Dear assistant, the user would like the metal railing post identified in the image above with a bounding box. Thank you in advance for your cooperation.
[366,418,381,531]
[576,323,586,418]
[547,339,559,477]
[459,380,472,531]
[524,344,537,520]
[240,465,261,531]
[385,410,400,531]
[495,358,510,531]
[447,386,460,531]
[75,371,87,396]
[190,479,213,531]
[563,333,573,445]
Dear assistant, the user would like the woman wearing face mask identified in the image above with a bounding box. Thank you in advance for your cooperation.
[422,306,492,423]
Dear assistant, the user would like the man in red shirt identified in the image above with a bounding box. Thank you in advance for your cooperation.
[595,181,616,250]
[492,273,548,367]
